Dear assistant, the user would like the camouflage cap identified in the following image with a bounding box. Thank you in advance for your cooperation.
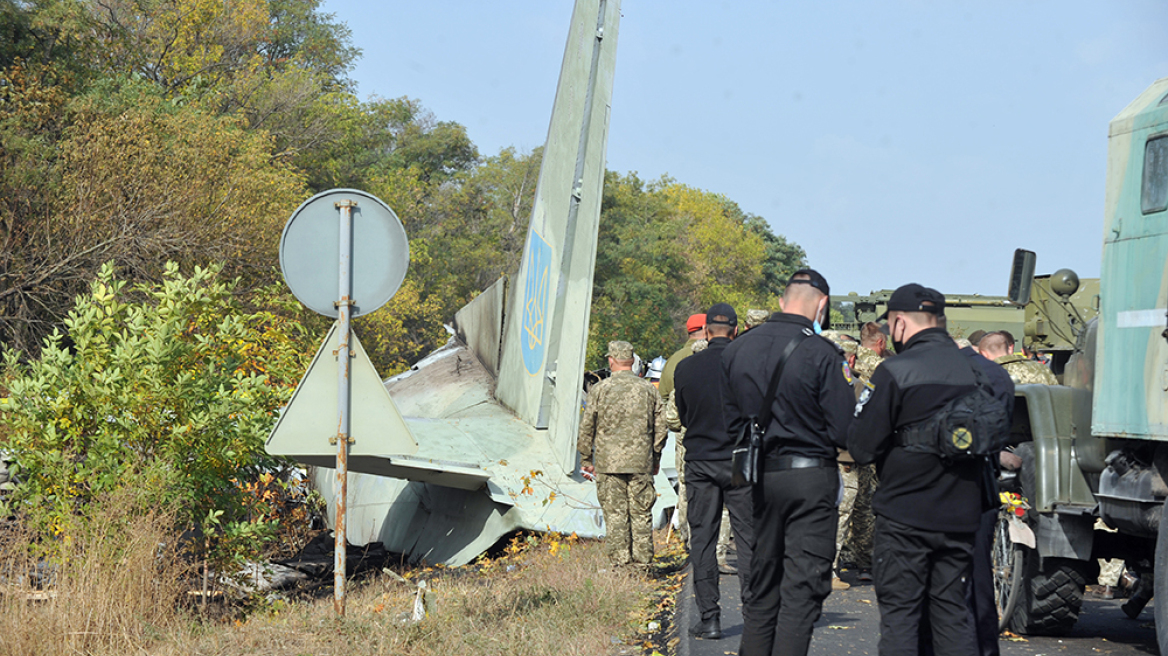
[605,340,635,361]
[745,309,770,327]
[820,330,857,355]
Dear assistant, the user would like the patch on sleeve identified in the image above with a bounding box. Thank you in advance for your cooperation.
[854,380,875,417]
[841,361,854,385]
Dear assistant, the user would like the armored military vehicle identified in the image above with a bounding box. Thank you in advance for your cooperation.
[832,279,1098,374]
[992,77,1168,648]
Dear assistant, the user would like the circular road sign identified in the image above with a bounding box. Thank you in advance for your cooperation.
[279,188,409,318]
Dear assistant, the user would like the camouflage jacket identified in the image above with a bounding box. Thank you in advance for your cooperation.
[664,389,683,433]
[578,371,668,474]
[854,346,885,384]
[996,354,1058,385]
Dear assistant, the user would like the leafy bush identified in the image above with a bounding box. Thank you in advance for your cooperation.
[0,261,310,563]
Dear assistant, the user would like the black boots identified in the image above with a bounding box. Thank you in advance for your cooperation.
[689,616,723,640]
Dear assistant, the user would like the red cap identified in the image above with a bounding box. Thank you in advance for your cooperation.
[686,314,707,333]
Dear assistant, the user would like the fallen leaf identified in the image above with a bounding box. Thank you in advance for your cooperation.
[826,625,853,630]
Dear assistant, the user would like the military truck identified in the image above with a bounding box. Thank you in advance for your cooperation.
[991,77,1168,649]
[832,279,1098,375]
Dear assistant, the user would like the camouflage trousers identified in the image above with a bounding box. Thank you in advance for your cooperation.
[597,472,656,566]
[835,463,860,569]
[674,431,689,547]
[842,463,877,568]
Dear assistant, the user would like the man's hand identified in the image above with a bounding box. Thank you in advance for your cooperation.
[999,450,1022,471]
[581,465,596,481]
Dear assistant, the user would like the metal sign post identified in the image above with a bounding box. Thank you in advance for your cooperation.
[333,198,355,616]
[277,189,409,618]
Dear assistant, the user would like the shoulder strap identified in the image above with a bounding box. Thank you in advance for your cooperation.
[756,328,813,431]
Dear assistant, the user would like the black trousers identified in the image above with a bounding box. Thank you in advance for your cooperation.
[919,507,998,656]
[739,466,838,656]
[874,515,977,656]
[969,507,1000,656]
[686,458,754,621]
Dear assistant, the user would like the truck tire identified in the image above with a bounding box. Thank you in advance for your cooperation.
[1006,551,1088,635]
[1006,442,1088,635]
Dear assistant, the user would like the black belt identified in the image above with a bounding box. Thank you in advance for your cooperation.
[765,456,836,472]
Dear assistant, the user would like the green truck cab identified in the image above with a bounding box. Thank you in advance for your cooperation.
[997,77,1168,645]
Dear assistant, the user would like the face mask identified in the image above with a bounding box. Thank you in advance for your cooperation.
[812,300,826,334]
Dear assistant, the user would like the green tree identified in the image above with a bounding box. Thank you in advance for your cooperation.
[743,213,807,300]
[587,172,689,368]
[586,175,804,367]
[0,76,306,355]
[0,262,310,556]
[262,0,358,84]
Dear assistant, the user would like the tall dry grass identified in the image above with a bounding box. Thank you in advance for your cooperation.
[0,491,188,656]
[0,506,666,656]
[160,536,659,656]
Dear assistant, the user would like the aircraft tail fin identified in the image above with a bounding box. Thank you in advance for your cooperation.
[481,0,621,475]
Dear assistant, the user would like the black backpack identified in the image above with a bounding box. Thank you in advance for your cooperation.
[895,360,1011,462]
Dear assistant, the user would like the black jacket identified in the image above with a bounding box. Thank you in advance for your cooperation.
[965,346,1015,419]
[721,313,855,463]
[847,327,988,533]
[674,336,733,461]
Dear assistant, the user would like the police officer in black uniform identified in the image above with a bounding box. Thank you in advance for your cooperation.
[847,284,988,656]
[921,327,1016,656]
[675,302,754,641]
[959,326,1015,656]
[722,269,855,656]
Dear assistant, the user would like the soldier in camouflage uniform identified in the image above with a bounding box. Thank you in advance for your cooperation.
[665,339,708,548]
[845,322,888,577]
[665,388,688,546]
[579,340,670,568]
[821,330,860,590]
[743,309,770,331]
[658,314,706,547]
[978,330,1058,385]
[659,314,707,398]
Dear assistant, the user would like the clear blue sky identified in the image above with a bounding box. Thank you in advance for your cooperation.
[322,1,1168,297]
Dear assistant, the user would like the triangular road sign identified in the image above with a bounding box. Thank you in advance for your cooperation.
[267,323,418,457]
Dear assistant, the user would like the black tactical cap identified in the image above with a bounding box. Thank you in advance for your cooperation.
[786,269,830,297]
[877,283,946,320]
[706,302,738,326]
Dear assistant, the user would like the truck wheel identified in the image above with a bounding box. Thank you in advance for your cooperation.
[1006,550,1088,634]
[1154,500,1168,654]
[1007,442,1088,635]
[993,509,1024,632]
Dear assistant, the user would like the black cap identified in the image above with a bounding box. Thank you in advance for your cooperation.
[877,283,946,321]
[786,268,830,297]
[706,302,738,326]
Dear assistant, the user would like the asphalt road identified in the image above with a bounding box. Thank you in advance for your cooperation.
[677,559,1159,656]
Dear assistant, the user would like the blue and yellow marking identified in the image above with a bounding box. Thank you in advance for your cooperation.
[521,231,553,376]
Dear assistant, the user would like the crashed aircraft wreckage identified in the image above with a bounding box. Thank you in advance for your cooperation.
[266,0,679,566]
